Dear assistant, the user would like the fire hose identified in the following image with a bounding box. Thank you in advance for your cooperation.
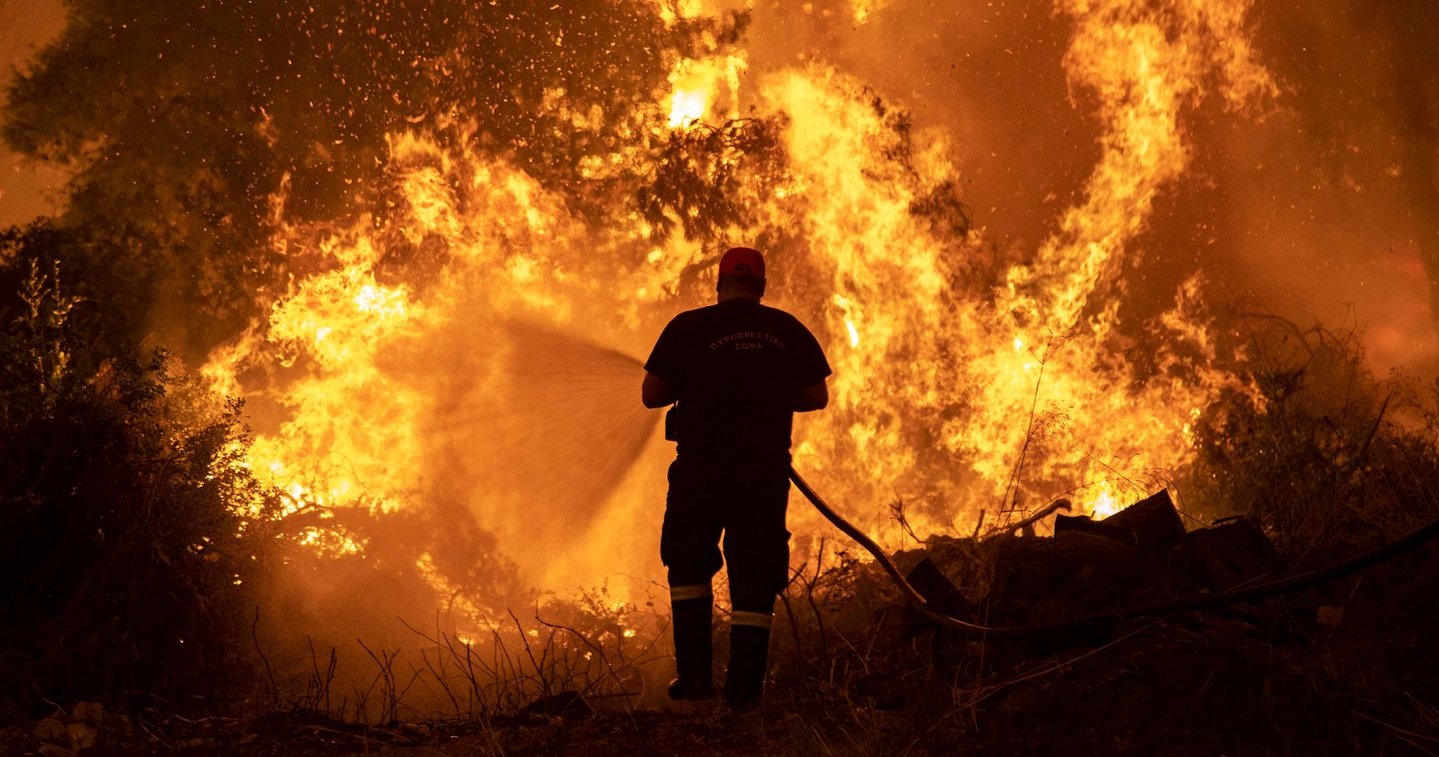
[788,467,1439,641]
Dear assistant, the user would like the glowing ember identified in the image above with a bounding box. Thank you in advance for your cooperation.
[849,1,885,26]
[668,89,709,129]
[1088,485,1121,520]
[665,54,747,129]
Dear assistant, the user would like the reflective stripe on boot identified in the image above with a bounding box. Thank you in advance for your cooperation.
[724,621,771,708]
[668,587,716,700]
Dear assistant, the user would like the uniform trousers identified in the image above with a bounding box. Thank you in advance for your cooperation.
[660,457,791,614]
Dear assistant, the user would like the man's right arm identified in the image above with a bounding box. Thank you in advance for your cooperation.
[791,316,831,412]
[642,372,677,408]
[643,315,684,408]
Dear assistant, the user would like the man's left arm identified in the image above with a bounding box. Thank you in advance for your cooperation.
[792,320,833,412]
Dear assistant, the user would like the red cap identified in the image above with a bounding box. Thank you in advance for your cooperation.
[718,246,766,279]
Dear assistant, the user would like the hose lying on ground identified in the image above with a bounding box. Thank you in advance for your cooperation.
[789,467,1439,641]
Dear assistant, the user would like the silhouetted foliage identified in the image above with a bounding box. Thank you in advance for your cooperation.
[1181,315,1439,551]
[0,244,285,709]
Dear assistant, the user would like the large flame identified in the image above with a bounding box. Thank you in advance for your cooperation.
[205,0,1275,615]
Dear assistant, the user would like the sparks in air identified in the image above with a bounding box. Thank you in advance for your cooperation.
[203,0,1274,608]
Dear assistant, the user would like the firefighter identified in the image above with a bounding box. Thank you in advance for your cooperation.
[641,246,831,711]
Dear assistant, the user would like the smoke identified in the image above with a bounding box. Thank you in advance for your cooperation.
[743,0,1096,248]
[1203,0,1439,373]
[243,311,665,676]
[1386,3,1439,340]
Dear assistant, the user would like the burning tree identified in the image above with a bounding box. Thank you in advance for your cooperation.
[4,0,1284,653]
[2,0,743,349]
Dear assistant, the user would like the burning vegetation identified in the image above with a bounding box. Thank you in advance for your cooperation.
[2,0,1439,753]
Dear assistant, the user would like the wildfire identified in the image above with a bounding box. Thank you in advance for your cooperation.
[204,0,1276,613]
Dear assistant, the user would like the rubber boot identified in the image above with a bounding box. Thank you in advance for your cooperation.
[723,624,771,711]
[667,596,716,700]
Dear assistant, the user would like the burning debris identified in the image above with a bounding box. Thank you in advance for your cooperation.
[902,489,1282,648]
[791,482,1439,751]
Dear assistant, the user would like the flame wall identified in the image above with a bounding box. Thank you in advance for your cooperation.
[177,0,1439,623]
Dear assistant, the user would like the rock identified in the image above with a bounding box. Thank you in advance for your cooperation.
[903,557,972,626]
[38,745,77,757]
[523,691,591,720]
[904,556,983,674]
[402,722,435,740]
[905,557,962,610]
[1178,517,1281,591]
[72,701,104,726]
[65,722,96,752]
[33,717,66,743]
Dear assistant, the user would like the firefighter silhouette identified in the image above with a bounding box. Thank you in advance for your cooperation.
[642,246,831,710]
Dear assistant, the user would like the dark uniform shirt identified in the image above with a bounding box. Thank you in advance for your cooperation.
[644,299,832,465]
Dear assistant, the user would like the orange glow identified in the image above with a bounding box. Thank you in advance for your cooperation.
[1087,484,1122,520]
